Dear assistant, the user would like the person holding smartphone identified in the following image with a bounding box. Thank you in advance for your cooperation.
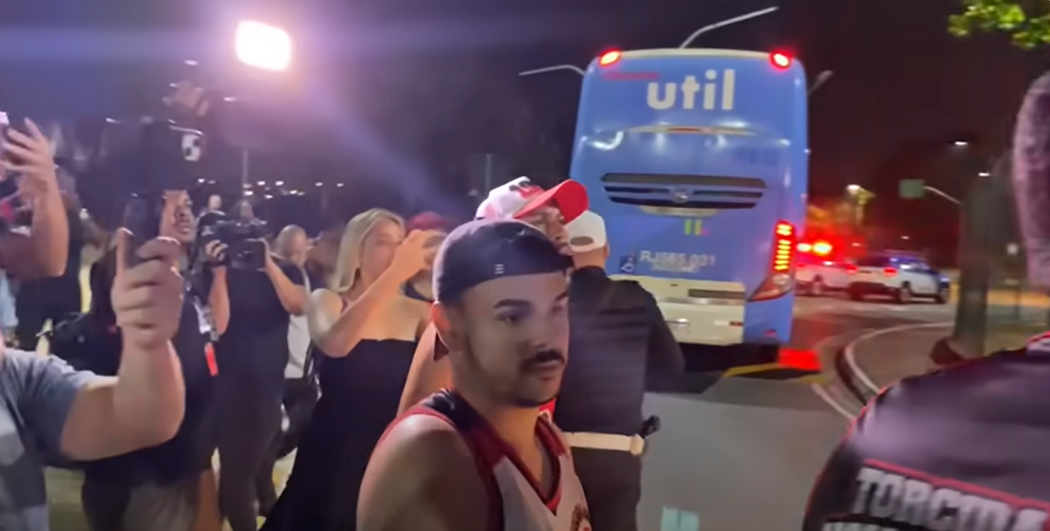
[0,117,70,281]
[79,191,230,531]
[403,212,451,303]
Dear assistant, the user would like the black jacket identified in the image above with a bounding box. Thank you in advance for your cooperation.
[804,343,1050,530]
[553,266,684,436]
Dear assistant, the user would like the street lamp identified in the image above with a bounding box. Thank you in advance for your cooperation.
[847,184,861,194]
[809,70,834,96]
[518,64,585,78]
[679,6,780,49]
[519,7,780,78]
[235,20,292,72]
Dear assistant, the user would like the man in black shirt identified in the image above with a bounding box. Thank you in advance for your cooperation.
[80,190,230,531]
[217,221,306,531]
[555,210,683,531]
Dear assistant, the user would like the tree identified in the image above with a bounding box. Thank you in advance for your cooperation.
[949,0,1050,49]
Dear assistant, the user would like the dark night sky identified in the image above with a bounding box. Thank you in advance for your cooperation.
[1,0,1045,204]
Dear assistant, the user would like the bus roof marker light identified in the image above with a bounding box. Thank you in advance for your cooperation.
[598,50,622,67]
[770,52,792,70]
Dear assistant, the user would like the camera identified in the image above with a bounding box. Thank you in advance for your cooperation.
[198,211,270,270]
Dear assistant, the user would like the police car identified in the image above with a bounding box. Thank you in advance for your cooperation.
[795,241,852,297]
[846,252,950,304]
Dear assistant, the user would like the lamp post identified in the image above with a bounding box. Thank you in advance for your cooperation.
[233,20,292,194]
[519,7,781,78]
[678,6,780,49]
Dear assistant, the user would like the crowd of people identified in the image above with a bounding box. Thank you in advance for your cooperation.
[0,114,684,531]
[11,69,1050,531]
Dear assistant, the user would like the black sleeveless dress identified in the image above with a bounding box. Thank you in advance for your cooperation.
[261,339,416,531]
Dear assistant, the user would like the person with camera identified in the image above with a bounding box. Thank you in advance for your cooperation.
[79,190,230,531]
[0,118,70,283]
[215,214,308,531]
[0,224,187,531]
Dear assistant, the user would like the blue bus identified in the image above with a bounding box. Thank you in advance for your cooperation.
[569,49,808,352]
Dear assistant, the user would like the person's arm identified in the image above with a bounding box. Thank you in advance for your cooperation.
[54,231,188,460]
[264,256,307,316]
[0,119,68,279]
[398,323,453,415]
[208,266,230,335]
[641,289,685,384]
[358,415,488,531]
[307,269,403,358]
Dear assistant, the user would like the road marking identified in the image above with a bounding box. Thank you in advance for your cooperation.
[722,362,784,377]
[808,331,865,421]
[843,321,952,394]
[810,382,854,420]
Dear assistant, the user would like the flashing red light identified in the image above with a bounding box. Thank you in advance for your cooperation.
[598,50,622,66]
[846,264,858,274]
[770,52,792,70]
[883,267,898,277]
[812,241,832,256]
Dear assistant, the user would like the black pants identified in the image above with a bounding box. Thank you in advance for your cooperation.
[15,281,81,350]
[571,448,642,531]
[217,377,283,531]
[257,376,319,512]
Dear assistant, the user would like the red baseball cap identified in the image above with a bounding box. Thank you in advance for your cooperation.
[475,177,589,223]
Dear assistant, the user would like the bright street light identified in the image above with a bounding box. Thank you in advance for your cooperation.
[847,184,861,193]
[952,140,968,147]
[236,20,292,71]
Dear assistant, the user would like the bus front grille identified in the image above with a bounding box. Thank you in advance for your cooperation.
[601,173,766,210]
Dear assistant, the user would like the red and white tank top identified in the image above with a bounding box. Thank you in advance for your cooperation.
[403,390,590,531]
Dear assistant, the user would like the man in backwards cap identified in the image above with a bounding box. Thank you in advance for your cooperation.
[359,219,589,531]
[803,77,1050,529]
[397,177,587,412]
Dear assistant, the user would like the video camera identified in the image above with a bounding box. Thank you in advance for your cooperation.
[197,211,270,270]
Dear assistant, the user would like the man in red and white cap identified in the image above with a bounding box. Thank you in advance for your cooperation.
[397,177,588,413]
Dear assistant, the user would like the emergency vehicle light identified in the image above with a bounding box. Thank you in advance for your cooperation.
[598,50,622,67]
[770,52,791,70]
[812,241,832,256]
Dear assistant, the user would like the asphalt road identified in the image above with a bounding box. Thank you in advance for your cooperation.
[43,294,957,531]
[636,294,956,530]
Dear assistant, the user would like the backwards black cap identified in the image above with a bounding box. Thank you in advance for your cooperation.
[433,219,573,305]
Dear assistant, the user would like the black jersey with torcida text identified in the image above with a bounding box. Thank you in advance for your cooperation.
[803,338,1050,531]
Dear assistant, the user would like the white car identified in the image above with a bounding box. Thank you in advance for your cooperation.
[847,253,950,304]
[796,254,852,296]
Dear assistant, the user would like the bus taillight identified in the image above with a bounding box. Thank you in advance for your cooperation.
[773,221,795,272]
[770,52,792,70]
[599,50,622,66]
[752,220,797,302]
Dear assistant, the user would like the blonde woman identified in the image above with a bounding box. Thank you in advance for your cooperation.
[262,208,436,531]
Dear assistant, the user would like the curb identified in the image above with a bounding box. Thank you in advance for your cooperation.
[842,322,953,395]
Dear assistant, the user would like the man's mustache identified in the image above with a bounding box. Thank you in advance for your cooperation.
[521,349,566,370]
